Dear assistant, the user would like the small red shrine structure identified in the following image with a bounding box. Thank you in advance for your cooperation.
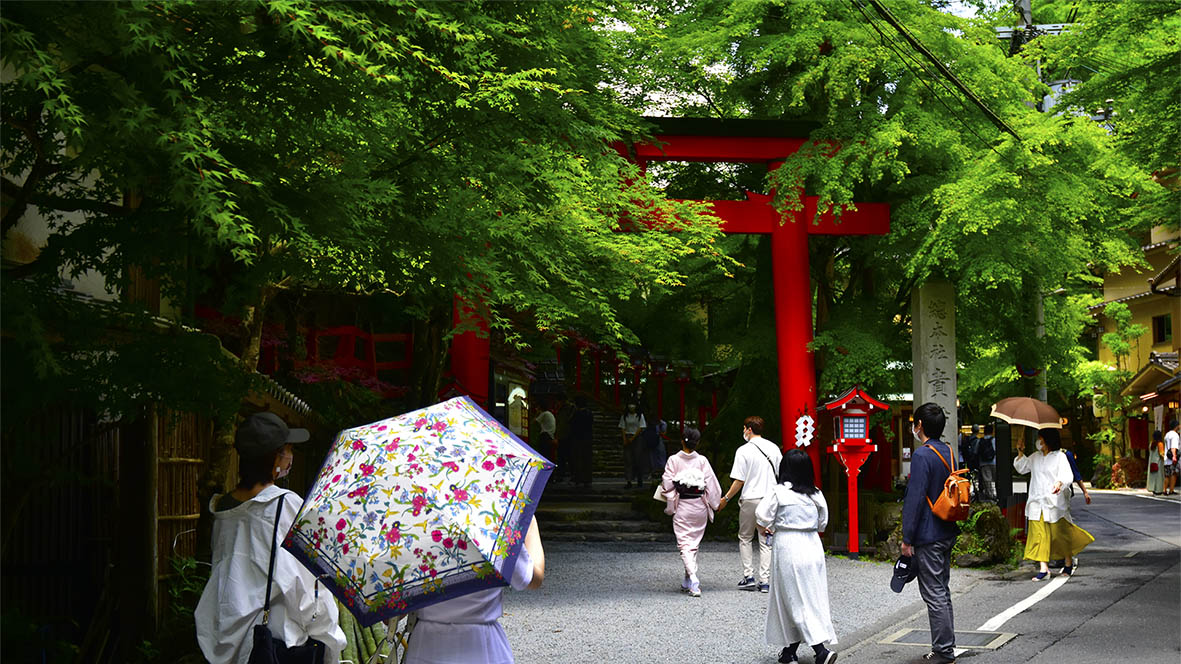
[823,386,889,559]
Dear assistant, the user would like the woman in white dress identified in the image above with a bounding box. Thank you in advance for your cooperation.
[403,516,545,664]
[756,449,837,664]
[1014,428,1093,580]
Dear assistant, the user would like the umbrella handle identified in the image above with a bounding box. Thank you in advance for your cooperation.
[364,613,417,664]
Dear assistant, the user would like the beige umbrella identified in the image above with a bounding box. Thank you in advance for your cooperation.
[989,397,1062,429]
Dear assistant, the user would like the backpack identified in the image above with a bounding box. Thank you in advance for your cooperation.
[959,435,979,469]
[977,436,996,463]
[924,443,972,522]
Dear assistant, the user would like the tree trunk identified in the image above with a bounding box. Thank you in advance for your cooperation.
[195,286,273,560]
[409,303,452,408]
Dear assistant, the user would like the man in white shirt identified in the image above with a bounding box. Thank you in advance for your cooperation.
[1164,419,1180,496]
[719,415,782,592]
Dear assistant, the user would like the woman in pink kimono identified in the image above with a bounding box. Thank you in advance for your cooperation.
[659,427,721,597]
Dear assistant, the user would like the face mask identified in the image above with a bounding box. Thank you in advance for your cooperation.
[912,426,922,443]
[1037,440,1047,453]
[275,449,293,480]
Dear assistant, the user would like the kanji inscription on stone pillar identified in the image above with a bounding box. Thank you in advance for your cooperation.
[911,281,957,443]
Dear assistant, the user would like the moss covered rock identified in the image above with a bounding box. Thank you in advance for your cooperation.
[953,503,1012,567]
[876,502,1012,568]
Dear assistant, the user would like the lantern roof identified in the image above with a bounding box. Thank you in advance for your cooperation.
[822,385,890,412]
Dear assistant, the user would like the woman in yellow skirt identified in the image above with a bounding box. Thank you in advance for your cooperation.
[1013,428,1094,581]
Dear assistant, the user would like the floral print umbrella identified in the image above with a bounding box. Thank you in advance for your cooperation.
[283,396,553,627]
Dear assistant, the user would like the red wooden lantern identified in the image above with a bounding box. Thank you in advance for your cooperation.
[823,386,889,559]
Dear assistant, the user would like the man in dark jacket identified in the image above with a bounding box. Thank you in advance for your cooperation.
[902,402,959,663]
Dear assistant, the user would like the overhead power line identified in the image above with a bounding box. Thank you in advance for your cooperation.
[851,0,1002,154]
[862,0,1022,141]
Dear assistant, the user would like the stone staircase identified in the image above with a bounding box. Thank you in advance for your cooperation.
[535,480,673,542]
[535,399,673,542]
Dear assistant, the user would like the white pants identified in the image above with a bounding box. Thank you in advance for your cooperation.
[739,497,771,583]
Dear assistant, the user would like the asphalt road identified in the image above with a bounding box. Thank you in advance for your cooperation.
[500,490,1179,664]
[844,490,1181,664]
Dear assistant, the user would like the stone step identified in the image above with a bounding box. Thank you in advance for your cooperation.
[541,519,670,534]
[542,530,676,543]
[533,501,646,521]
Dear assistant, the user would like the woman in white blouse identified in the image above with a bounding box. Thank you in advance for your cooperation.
[1013,428,1094,581]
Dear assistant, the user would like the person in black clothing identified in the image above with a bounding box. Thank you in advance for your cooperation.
[902,402,959,663]
[568,395,595,487]
[977,423,997,502]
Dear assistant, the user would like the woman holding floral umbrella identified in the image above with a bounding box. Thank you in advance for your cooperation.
[659,427,721,597]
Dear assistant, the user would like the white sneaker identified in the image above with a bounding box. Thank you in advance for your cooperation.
[688,582,701,597]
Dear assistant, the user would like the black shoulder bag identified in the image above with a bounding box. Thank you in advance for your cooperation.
[249,495,327,664]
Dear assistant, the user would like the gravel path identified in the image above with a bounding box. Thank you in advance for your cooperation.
[501,541,987,664]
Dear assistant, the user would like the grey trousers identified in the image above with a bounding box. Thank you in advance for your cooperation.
[915,537,956,657]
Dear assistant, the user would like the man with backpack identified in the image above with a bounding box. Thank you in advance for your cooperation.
[977,424,997,502]
[902,402,960,663]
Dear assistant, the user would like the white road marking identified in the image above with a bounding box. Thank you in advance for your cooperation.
[1129,493,1180,504]
[1125,551,1139,558]
[976,575,1070,632]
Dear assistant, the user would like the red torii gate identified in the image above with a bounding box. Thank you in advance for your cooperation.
[450,118,890,481]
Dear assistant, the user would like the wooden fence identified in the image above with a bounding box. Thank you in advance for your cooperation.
[0,405,121,637]
[156,410,220,611]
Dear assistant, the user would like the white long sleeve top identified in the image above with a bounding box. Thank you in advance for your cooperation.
[196,485,345,664]
[755,483,829,533]
[1013,449,1075,523]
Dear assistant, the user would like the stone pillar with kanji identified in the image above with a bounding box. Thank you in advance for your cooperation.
[823,386,889,559]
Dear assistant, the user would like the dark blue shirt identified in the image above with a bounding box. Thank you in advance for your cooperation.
[902,438,961,546]
[1063,450,1083,484]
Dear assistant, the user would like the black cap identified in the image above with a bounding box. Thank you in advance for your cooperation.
[235,412,310,458]
[890,554,918,593]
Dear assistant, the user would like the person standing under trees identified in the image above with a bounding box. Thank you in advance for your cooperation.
[757,449,838,664]
[619,402,647,488]
[196,413,346,664]
[568,395,595,488]
[901,403,959,664]
[659,427,721,598]
[534,398,557,463]
[977,424,997,502]
[1164,419,1180,496]
[1148,429,1166,495]
[643,413,668,481]
[718,415,782,593]
[554,395,575,483]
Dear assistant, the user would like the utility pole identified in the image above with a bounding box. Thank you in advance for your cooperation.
[1036,290,1048,402]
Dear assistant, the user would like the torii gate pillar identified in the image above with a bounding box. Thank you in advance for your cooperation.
[770,192,817,455]
[622,118,891,484]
